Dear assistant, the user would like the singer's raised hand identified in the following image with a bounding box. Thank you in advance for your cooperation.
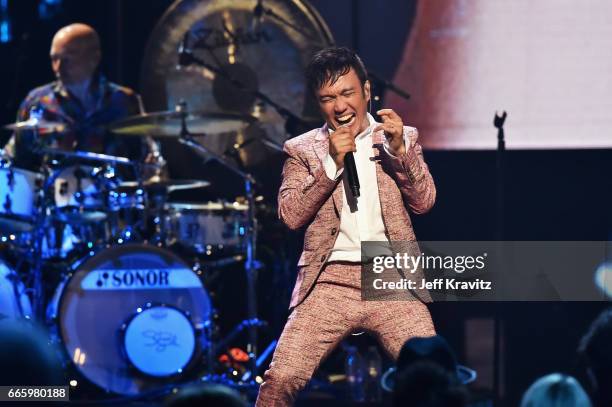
[375,108,406,155]
[329,126,356,170]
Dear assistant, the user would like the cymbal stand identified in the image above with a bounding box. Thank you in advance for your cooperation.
[28,152,63,320]
[174,102,264,381]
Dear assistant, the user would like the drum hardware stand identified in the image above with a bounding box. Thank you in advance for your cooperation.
[1,158,30,319]
[114,161,148,244]
[172,101,266,382]
[28,152,63,319]
[123,170,147,244]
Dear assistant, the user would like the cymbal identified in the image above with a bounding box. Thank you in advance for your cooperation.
[108,110,255,137]
[165,201,248,212]
[139,0,333,168]
[4,117,67,133]
[118,177,210,192]
[40,148,132,166]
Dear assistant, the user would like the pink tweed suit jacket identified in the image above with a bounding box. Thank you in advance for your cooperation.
[279,122,436,309]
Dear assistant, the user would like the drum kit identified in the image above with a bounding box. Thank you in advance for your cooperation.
[0,0,340,399]
[0,106,262,395]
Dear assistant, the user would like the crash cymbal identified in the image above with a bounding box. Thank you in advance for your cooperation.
[40,148,132,166]
[119,177,210,192]
[140,0,333,168]
[108,110,255,137]
[4,117,67,133]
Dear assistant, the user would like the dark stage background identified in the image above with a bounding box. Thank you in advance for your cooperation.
[0,1,610,405]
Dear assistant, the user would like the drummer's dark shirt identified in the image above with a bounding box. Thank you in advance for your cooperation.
[6,74,146,170]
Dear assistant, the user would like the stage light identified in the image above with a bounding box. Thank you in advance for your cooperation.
[0,0,10,43]
[38,0,63,20]
[0,21,9,43]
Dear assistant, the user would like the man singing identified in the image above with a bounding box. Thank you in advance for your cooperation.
[256,47,437,405]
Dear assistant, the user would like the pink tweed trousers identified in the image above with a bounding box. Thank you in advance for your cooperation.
[255,262,435,406]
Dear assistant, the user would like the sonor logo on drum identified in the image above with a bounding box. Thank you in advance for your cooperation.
[80,267,203,290]
[108,270,169,288]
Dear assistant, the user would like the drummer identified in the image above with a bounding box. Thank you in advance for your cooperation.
[3,23,163,172]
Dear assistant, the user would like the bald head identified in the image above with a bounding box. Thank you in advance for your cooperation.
[50,23,101,85]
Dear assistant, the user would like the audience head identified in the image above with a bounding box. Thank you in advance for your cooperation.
[393,360,469,407]
[0,321,62,386]
[391,335,476,386]
[520,373,591,407]
[164,383,247,407]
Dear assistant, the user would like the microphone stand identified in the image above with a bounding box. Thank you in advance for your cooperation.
[492,110,507,405]
[368,71,411,101]
[173,101,263,383]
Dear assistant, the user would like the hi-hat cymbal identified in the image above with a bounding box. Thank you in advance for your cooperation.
[40,148,132,166]
[4,117,67,133]
[108,110,255,137]
[118,177,210,192]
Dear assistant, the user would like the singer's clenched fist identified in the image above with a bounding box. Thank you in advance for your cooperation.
[329,126,356,170]
[374,109,406,155]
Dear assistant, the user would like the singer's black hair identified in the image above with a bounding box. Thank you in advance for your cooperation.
[305,46,368,93]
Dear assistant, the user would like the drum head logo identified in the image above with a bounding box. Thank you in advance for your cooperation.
[124,306,196,377]
[81,267,202,290]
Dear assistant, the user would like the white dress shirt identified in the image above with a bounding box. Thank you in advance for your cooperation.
[323,113,405,262]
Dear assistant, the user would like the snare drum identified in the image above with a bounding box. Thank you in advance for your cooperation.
[47,244,212,395]
[0,161,41,232]
[164,201,248,257]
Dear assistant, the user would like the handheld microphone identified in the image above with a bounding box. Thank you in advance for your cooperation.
[340,123,360,197]
[344,151,360,197]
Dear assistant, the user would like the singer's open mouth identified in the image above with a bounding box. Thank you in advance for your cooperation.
[336,113,355,127]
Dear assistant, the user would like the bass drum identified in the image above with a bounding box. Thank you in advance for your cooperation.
[47,244,212,395]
